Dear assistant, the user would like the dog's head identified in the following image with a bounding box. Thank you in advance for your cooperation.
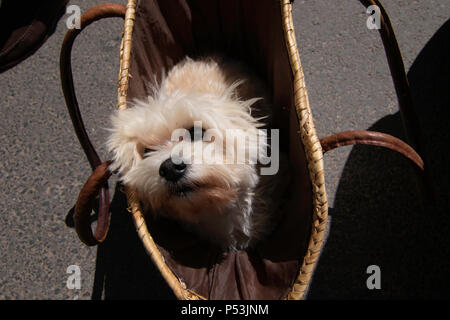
[107,84,267,224]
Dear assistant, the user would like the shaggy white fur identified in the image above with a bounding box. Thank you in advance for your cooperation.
[107,57,284,249]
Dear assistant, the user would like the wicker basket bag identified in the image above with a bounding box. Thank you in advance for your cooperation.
[60,0,426,299]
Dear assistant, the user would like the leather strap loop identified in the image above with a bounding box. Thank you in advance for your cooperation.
[74,161,112,246]
[358,0,422,157]
[60,4,126,246]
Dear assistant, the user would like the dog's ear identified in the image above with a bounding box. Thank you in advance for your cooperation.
[107,138,139,176]
[107,111,140,175]
[107,105,153,175]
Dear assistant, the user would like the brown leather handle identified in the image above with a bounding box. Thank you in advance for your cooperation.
[320,130,434,203]
[320,130,424,171]
[358,0,422,155]
[342,1,432,201]
[60,3,126,170]
[60,4,126,246]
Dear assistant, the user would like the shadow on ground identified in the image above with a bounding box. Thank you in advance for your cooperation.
[308,19,450,299]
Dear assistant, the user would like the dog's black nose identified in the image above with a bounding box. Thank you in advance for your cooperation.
[159,158,187,181]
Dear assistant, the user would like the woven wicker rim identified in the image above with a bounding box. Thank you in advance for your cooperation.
[116,0,328,300]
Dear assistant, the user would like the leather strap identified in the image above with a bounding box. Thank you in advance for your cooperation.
[333,1,432,200]
[60,4,126,246]
[320,130,424,171]
[358,0,422,157]
[60,3,126,170]
[74,161,112,246]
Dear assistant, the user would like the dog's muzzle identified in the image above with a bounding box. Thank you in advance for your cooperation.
[159,158,187,182]
[159,158,195,197]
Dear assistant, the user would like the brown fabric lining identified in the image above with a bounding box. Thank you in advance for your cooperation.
[126,0,312,299]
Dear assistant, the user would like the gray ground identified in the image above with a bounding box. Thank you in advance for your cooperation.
[0,0,448,299]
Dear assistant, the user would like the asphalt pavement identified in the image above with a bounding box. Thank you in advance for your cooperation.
[0,0,448,299]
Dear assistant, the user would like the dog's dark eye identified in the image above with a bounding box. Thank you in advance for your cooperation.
[143,147,155,157]
[188,126,205,141]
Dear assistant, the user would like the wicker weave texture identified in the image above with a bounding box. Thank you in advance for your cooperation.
[280,0,328,300]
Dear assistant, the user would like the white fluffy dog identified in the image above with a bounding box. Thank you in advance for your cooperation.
[107,57,286,250]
